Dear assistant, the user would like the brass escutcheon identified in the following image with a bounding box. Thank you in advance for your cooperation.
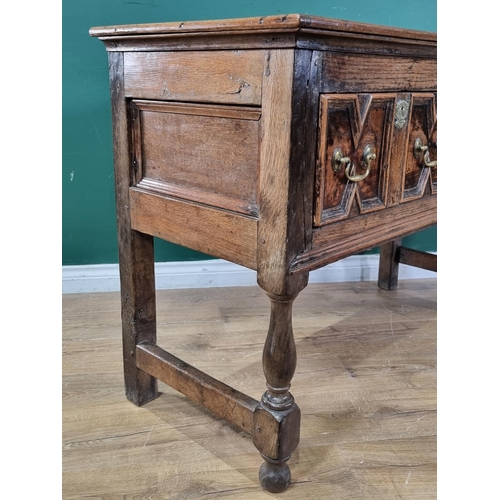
[395,99,410,129]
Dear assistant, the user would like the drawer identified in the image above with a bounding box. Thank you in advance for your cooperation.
[124,50,265,105]
[130,100,261,216]
[402,93,437,201]
[313,92,437,226]
[314,93,393,226]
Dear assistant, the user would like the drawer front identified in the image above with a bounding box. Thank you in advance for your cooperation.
[314,93,394,226]
[124,50,265,105]
[130,100,260,216]
[402,93,437,201]
[314,92,437,227]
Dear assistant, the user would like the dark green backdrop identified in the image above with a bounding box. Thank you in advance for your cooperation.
[62,0,437,266]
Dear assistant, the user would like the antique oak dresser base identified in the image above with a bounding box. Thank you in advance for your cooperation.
[90,14,437,493]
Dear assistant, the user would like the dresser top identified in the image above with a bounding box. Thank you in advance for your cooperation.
[89,13,436,43]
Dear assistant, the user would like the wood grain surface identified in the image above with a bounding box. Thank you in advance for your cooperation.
[89,14,436,43]
[319,53,437,93]
[129,187,258,270]
[131,100,260,216]
[124,51,264,105]
[63,279,436,499]
[109,51,158,407]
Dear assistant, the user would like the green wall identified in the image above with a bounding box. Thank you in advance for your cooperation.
[62,0,437,266]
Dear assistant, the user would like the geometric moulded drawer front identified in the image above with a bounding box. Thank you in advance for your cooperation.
[402,93,437,201]
[129,100,261,216]
[314,93,395,226]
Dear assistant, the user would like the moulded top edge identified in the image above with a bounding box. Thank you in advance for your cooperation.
[89,13,436,43]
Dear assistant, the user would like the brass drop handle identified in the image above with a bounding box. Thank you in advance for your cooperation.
[332,144,376,183]
[414,137,437,168]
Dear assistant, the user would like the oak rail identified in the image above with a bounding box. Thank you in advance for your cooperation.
[398,246,437,272]
[136,342,259,435]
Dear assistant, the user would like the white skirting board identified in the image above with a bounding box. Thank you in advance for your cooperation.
[62,255,436,294]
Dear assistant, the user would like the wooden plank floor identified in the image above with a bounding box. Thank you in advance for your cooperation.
[62,279,436,499]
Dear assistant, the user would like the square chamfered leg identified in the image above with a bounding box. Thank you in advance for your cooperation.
[117,229,158,406]
[378,238,403,290]
[109,51,158,406]
[378,238,437,290]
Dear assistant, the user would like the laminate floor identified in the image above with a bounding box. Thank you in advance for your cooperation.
[62,279,437,499]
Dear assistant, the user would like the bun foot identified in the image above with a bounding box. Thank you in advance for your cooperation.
[259,459,291,493]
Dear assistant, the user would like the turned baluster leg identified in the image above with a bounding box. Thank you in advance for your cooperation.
[253,292,301,493]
